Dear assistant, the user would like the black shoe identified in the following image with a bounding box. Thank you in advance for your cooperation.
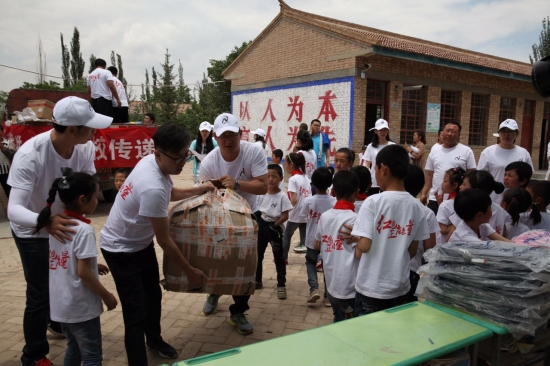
[47,321,65,338]
[146,337,177,359]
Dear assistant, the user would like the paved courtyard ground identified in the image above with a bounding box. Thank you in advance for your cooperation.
[0,163,334,366]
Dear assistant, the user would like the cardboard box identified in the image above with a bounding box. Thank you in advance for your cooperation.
[27,99,55,120]
[162,189,257,296]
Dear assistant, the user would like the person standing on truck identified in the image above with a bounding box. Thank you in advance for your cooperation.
[87,58,121,118]
[7,96,113,366]
[107,66,129,123]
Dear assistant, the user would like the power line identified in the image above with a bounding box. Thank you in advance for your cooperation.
[0,63,229,88]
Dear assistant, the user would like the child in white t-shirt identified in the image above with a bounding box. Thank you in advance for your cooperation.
[256,164,293,299]
[523,180,550,231]
[501,188,531,239]
[271,149,285,192]
[359,145,367,166]
[449,189,512,242]
[302,167,336,305]
[403,164,439,303]
[350,165,371,213]
[114,168,132,191]
[294,130,317,181]
[314,170,360,322]
[283,152,311,258]
[352,145,429,315]
[436,167,465,243]
[35,169,117,365]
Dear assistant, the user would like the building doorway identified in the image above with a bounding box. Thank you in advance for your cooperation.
[520,100,535,153]
[539,102,550,170]
[365,80,387,145]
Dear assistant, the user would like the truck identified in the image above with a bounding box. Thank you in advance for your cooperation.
[3,89,157,201]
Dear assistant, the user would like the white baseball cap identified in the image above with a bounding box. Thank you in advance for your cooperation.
[213,113,240,135]
[369,118,389,131]
[199,121,213,132]
[498,119,519,132]
[252,128,266,138]
[53,96,113,129]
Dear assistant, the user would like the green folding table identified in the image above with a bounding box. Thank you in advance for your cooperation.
[173,302,493,366]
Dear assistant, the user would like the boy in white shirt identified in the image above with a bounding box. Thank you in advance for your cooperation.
[350,165,371,213]
[302,167,336,305]
[271,149,285,192]
[352,145,429,315]
[255,164,293,299]
[314,170,360,322]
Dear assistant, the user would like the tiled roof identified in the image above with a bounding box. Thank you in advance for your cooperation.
[280,0,531,76]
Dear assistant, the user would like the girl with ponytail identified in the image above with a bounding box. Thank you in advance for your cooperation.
[37,168,117,364]
[500,188,531,239]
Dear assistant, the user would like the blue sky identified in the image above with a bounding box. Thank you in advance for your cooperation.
[0,0,548,96]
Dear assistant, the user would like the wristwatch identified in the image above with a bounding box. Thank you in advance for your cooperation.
[233,180,240,191]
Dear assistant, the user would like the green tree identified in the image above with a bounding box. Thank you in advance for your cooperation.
[177,60,191,103]
[110,51,116,67]
[69,27,85,86]
[0,90,8,120]
[88,54,96,74]
[530,16,550,63]
[116,54,128,87]
[60,34,71,88]
[155,49,179,125]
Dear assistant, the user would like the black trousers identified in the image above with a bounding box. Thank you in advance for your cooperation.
[0,173,11,198]
[101,243,162,366]
[256,216,286,287]
[427,200,439,215]
[91,97,114,118]
[113,106,129,123]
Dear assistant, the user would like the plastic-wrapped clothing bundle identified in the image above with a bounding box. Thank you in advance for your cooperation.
[417,238,550,338]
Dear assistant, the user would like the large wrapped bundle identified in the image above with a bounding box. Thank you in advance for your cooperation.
[162,189,258,296]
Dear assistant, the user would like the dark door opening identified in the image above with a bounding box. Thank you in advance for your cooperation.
[365,104,383,145]
[520,100,535,153]
[540,102,550,170]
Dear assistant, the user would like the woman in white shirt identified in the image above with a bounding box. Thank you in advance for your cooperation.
[363,119,395,195]
[252,128,267,156]
[293,130,317,181]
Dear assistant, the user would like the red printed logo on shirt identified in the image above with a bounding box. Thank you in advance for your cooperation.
[309,209,321,223]
[495,225,502,234]
[299,186,311,197]
[376,214,414,239]
[120,182,133,200]
[49,249,70,270]
[322,235,344,252]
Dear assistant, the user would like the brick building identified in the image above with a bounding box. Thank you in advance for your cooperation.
[223,0,550,168]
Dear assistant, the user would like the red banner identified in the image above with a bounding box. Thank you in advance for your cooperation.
[4,124,157,169]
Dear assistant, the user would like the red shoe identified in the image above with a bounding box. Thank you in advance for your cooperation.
[316,261,323,272]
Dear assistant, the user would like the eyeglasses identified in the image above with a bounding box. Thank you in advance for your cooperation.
[158,150,191,164]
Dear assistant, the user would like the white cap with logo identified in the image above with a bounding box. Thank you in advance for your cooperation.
[369,118,390,131]
[213,113,240,135]
[498,119,519,132]
[252,128,266,138]
[199,121,213,132]
[53,96,113,129]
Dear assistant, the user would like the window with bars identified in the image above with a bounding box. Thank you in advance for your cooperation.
[469,94,489,145]
[499,97,516,121]
[440,90,460,126]
[400,88,424,143]
[367,80,386,104]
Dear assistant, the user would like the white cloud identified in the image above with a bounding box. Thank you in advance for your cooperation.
[0,0,548,95]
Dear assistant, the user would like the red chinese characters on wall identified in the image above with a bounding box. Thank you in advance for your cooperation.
[287,96,303,122]
[239,101,251,121]
[262,99,276,122]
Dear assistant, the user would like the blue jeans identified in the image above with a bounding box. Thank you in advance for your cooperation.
[61,317,102,366]
[13,232,50,365]
[282,221,306,260]
[354,292,402,317]
[326,292,355,322]
[305,249,328,298]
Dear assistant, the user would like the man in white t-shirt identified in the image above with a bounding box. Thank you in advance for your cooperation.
[100,124,213,364]
[7,96,113,366]
[199,113,268,335]
[478,119,534,203]
[86,58,120,118]
[107,66,129,123]
[421,121,476,215]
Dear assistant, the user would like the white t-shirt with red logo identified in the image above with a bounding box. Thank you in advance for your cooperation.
[425,143,476,201]
[410,206,439,273]
[436,199,456,243]
[50,220,103,323]
[449,221,495,242]
[449,202,510,236]
[111,76,128,107]
[364,142,396,188]
[315,206,358,299]
[258,191,293,223]
[302,194,336,249]
[87,68,115,100]
[297,149,317,180]
[351,191,429,299]
[200,141,268,212]
[100,154,173,253]
[287,173,311,223]
[477,144,533,203]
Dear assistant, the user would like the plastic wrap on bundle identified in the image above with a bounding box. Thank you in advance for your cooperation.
[422,241,550,273]
[419,262,550,296]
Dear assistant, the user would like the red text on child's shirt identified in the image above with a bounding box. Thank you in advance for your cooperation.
[309,210,321,223]
[299,186,311,197]
[120,182,133,200]
[376,214,414,239]
[495,225,502,234]
[49,249,70,270]
[322,234,344,252]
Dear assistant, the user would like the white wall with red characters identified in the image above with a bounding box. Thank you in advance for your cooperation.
[231,77,355,158]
